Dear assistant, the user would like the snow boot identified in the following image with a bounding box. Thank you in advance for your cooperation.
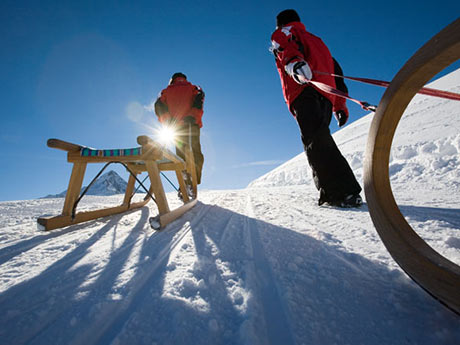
[319,194,362,208]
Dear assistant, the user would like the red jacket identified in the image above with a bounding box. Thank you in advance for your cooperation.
[271,22,348,115]
[154,77,204,128]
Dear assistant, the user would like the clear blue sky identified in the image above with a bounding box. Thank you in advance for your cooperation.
[1,0,459,201]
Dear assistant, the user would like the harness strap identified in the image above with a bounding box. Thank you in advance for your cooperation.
[308,80,377,112]
[315,71,460,101]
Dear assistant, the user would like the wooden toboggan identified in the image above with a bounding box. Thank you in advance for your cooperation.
[37,135,198,231]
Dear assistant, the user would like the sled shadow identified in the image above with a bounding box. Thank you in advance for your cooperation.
[398,204,460,229]
[100,202,460,345]
[0,206,151,266]
[1,201,459,345]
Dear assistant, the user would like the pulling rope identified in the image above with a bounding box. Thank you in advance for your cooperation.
[327,73,460,101]
[311,71,460,111]
[308,79,377,112]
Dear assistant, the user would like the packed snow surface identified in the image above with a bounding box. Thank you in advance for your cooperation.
[1,70,459,344]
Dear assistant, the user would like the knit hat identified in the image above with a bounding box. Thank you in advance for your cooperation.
[169,72,187,84]
[276,9,301,27]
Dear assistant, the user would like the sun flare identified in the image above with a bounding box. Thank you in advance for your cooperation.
[157,125,177,146]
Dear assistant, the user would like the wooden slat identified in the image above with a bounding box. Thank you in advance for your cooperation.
[158,162,186,171]
[126,163,147,174]
[62,162,87,216]
[38,199,150,231]
[145,160,170,215]
[67,154,141,163]
[175,169,189,203]
[137,135,185,164]
[127,161,185,172]
[47,138,82,152]
[363,18,460,315]
[123,173,137,205]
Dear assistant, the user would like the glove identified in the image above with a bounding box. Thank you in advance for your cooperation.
[285,60,312,84]
[183,116,196,125]
[161,116,175,126]
[335,110,349,127]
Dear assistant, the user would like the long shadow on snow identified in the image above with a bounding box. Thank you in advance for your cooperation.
[93,202,251,345]
[0,206,148,266]
[398,204,460,229]
[1,202,459,345]
[0,207,151,344]
[93,203,460,345]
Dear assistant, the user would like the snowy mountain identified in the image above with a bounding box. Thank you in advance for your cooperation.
[44,170,128,198]
[1,69,459,344]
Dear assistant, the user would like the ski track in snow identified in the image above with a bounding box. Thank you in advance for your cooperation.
[1,70,460,344]
[1,188,459,345]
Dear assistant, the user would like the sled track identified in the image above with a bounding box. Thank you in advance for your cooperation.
[244,193,296,345]
[74,200,216,345]
[1,200,216,345]
[364,18,460,314]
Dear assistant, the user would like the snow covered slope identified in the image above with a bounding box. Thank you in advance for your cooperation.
[248,68,460,194]
[0,69,459,344]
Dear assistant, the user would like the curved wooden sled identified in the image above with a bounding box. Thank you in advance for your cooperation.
[364,18,460,314]
[38,135,198,231]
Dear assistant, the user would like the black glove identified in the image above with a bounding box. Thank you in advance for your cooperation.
[184,116,196,125]
[335,110,348,127]
[165,117,176,126]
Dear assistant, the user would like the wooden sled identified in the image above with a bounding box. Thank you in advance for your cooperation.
[37,135,198,231]
[364,18,460,314]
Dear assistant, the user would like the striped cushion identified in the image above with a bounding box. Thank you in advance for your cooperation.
[81,147,142,157]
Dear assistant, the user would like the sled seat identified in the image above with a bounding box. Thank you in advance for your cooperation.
[37,135,198,231]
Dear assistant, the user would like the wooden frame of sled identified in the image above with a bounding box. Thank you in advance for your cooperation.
[364,18,460,314]
[37,135,198,231]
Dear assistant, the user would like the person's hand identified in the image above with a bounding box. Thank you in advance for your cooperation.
[335,110,348,127]
[184,116,196,125]
[285,60,312,84]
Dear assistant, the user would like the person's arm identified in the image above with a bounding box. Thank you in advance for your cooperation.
[154,91,171,124]
[271,28,312,84]
[332,58,349,127]
[189,86,204,120]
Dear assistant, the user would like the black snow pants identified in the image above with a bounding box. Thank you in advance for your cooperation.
[290,86,361,204]
[175,123,204,185]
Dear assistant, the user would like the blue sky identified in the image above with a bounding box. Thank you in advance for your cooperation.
[1,0,459,201]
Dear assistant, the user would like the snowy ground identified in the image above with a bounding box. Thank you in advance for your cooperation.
[1,70,459,344]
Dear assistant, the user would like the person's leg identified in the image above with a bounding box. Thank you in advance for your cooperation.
[175,124,204,185]
[291,87,361,205]
[190,124,204,184]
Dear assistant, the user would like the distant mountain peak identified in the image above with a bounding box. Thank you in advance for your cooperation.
[44,170,128,198]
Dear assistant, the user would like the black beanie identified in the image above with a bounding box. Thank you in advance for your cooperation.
[169,72,187,84]
[276,9,301,27]
[171,72,187,80]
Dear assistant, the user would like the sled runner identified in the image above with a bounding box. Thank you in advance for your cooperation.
[37,135,198,231]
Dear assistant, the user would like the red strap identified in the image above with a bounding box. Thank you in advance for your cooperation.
[308,80,377,112]
[316,71,460,101]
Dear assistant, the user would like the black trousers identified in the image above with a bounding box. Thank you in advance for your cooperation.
[290,87,361,203]
[175,123,204,184]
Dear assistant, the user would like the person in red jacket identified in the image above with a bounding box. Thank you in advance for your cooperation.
[154,72,205,185]
[271,9,362,207]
